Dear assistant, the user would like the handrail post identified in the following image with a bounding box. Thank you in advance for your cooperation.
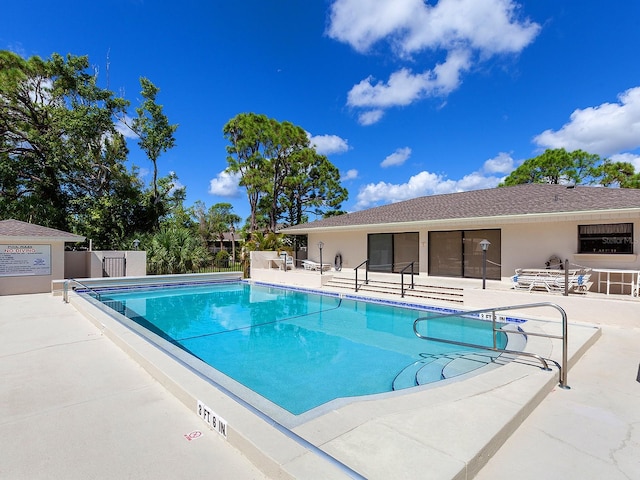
[560,306,569,388]
[492,311,497,350]
[400,262,415,298]
[411,262,414,289]
[365,260,369,285]
[355,268,359,292]
[354,259,369,292]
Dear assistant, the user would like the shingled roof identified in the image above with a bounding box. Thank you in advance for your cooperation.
[281,184,640,233]
[0,219,85,242]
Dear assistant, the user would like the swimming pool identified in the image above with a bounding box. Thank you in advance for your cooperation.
[94,281,510,416]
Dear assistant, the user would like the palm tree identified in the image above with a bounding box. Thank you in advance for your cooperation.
[240,231,289,278]
[146,227,211,274]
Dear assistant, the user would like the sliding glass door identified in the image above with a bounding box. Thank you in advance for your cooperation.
[428,229,501,279]
[368,233,419,273]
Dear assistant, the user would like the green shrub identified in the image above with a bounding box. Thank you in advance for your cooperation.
[215,250,230,267]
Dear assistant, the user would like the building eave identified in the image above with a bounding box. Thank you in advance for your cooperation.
[279,207,640,234]
[0,235,86,243]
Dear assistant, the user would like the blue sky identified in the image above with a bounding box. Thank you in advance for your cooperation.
[3,0,640,222]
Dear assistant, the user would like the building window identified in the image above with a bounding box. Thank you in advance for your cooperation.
[578,223,633,254]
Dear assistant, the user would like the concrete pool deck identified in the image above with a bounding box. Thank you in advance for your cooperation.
[1,280,639,479]
[0,293,268,480]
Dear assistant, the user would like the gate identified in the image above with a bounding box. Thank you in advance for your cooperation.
[102,256,126,277]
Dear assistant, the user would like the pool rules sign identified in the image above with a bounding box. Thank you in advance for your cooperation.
[0,244,51,277]
[197,400,228,439]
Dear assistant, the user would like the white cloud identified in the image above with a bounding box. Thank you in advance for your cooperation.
[308,133,350,155]
[381,147,412,168]
[353,152,512,209]
[328,0,540,124]
[348,50,471,114]
[342,168,359,181]
[354,169,503,210]
[208,170,242,197]
[534,87,640,156]
[358,109,384,125]
[328,0,540,55]
[482,152,514,174]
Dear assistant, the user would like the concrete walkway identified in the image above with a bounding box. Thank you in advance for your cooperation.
[0,294,267,480]
[475,323,640,480]
[2,289,639,479]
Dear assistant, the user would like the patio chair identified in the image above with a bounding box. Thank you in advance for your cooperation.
[285,255,294,270]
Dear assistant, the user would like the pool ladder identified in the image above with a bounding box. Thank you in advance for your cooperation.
[63,278,103,303]
[413,302,570,389]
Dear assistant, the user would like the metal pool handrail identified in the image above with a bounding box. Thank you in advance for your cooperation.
[63,278,103,303]
[413,302,570,389]
[354,258,369,292]
[400,261,415,297]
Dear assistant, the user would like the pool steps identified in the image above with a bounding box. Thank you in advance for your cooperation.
[392,351,505,390]
[325,275,464,303]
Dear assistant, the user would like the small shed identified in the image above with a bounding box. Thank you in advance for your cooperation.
[0,219,85,295]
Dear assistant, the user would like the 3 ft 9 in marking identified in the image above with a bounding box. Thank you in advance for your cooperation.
[197,400,228,439]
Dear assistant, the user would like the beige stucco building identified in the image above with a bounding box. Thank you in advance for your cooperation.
[0,219,85,295]
[1,219,147,295]
[280,184,640,292]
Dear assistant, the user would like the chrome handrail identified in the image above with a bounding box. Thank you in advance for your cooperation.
[413,302,570,389]
[354,259,369,292]
[400,261,415,297]
[63,278,103,303]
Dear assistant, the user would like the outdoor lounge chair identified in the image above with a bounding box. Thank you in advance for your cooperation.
[302,259,332,271]
[511,268,592,294]
[547,270,592,294]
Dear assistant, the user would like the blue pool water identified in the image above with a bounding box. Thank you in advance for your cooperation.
[97,282,507,415]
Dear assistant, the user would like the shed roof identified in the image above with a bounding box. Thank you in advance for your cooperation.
[0,219,85,242]
[281,184,640,233]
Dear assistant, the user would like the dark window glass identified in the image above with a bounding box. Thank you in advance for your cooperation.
[578,223,633,254]
[367,233,419,273]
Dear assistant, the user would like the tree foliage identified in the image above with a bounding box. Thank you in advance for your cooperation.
[280,147,348,226]
[193,201,241,252]
[223,113,347,233]
[501,148,640,188]
[0,51,185,250]
[0,51,129,230]
[131,77,178,218]
[145,226,211,275]
[599,160,640,188]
